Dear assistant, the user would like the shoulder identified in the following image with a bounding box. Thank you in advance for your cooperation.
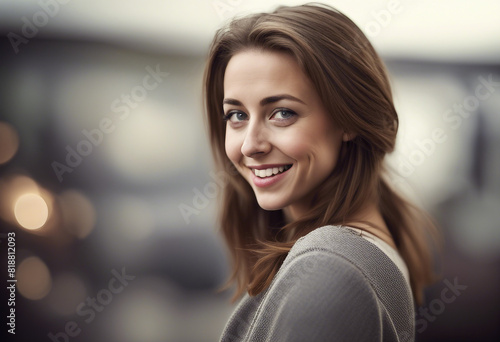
[286,225,408,285]
[274,225,386,307]
[289,224,375,256]
[277,225,379,299]
[283,225,413,311]
[259,229,381,341]
[259,225,414,341]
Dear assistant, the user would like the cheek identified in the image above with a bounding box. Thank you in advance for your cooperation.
[272,126,313,157]
[314,134,342,169]
[276,127,335,159]
[280,126,343,169]
[224,130,242,164]
[280,139,311,159]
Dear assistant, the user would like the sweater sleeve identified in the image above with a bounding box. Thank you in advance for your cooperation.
[262,250,383,342]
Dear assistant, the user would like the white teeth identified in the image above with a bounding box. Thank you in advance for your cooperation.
[253,165,291,178]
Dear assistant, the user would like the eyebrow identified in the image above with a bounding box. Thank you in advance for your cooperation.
[222,94,306,106]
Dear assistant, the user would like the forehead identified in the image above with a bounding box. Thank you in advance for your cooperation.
[223,49,315,100]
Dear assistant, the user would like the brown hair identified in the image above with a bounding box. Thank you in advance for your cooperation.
[204,3,437,304]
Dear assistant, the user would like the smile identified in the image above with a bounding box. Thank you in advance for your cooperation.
[251,164,292,178]
[248,164,293,188]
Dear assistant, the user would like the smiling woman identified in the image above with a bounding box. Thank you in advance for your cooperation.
[204,4,437,342]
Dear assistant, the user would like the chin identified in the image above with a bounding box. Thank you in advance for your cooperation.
[254,196,288,212]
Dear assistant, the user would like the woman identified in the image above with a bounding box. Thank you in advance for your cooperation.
[204,4,436,341]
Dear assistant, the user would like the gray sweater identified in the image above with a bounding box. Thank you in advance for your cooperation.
[220,225,415,342]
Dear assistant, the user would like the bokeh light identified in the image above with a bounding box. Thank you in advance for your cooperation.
[14,193,49,230]
[0,174,38,224]
[0,122,19,164]
[17,256,52,300]
[0,174,55,234]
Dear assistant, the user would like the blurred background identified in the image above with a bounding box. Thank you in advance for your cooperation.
[0,0,499,341]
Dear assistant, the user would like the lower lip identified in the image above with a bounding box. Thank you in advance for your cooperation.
[251,167,291,188]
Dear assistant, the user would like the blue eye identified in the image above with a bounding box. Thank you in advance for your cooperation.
[223,111,247,123]
[272,108,297,120]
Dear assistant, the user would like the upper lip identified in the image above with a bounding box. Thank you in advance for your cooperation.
[246,164,292,170]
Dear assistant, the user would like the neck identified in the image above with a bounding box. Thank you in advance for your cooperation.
[344,202,395,248]
[283,197,395,249]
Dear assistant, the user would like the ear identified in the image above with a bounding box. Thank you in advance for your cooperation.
[342,131,357,142]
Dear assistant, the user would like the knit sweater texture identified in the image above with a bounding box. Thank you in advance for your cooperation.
[220,225,415,342]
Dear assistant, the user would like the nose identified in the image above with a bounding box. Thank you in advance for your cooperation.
[241,120,271,157]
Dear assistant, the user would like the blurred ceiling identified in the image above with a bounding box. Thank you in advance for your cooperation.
[1,0,500,62]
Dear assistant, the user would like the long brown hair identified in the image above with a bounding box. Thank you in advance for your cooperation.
[204,3,437,304]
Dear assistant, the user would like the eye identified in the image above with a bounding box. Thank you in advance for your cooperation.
[223,111,248,123]
[271,108,298,124]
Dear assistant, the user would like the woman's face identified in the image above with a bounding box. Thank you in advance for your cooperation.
[223,50,344,220]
